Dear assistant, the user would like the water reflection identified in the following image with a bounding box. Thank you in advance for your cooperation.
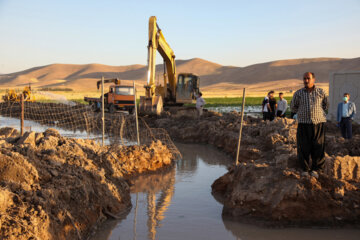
[129,167,176,240]
[90,143,232,240]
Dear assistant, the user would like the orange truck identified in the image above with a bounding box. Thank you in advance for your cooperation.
[84,78,135,114]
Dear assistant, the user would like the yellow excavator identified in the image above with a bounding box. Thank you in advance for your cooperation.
[139,16,201,115]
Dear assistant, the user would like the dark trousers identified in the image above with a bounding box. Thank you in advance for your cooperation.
[263,112,268,121]
[276,111,285,118]
[269,112,275,121]
[340,117,352,139]
[297,123,325,172]
[263,112,275,121]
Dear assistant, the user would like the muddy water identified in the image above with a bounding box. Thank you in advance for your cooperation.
[0,116,92,138]
[207,105,262,114]
[91,143,360,240]
[0,116,136,145]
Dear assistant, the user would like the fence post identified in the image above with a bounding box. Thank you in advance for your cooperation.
[101,76,105,146]
[20,94,24,136]
[235,88,246,165]
[133,81,140,145]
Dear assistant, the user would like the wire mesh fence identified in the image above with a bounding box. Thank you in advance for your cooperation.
[0,100,181,159]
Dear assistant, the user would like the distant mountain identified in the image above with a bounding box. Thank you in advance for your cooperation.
[1,57,359,95]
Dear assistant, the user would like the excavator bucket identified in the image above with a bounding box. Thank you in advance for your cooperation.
[139,95,163,115]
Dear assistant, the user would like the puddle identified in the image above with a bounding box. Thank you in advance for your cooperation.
[90,143,360,240]
[0,116,135,145]
[207,105,262,114]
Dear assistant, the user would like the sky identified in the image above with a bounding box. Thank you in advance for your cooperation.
[0,0,360,73]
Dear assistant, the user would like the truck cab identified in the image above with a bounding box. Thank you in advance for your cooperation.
[106,85,135,113]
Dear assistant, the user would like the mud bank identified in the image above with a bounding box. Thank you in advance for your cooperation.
[144,111,360,226]
[208,118,360,226]
[144,110,360,158]
[0,127,173,240]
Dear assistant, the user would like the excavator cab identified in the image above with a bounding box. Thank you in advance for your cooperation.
[176,73,200,104]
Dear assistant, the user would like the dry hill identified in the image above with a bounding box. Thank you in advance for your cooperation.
[1,57,359,96]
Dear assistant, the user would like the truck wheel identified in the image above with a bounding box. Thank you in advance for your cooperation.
[108,104,115,114]
[91,103,99,112]
[128,107,135,115]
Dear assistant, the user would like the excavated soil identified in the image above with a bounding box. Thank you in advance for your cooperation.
[144,110,360,226]
[0,127,173,240]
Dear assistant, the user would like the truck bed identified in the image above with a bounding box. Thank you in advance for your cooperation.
[84,97,101,103]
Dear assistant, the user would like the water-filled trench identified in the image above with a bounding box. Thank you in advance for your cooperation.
[1,116,359,240]
[91,143,360,240]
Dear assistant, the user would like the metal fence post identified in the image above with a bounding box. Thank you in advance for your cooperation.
[101,76,105,146]
[20,94,24,136]
[235,88,246,165]
[133,81,140,145]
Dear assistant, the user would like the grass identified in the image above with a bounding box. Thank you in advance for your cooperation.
[186,96,293,107]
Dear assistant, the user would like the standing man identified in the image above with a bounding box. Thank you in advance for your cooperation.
[276,92,288,118]
[337,93,356,139]
[268,92,277,121]
[291,72,328,178]
[262,95,269,121]
[196,92,206,117]
[262,91,275,121]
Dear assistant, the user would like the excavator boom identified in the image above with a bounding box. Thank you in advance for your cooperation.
[147,16,176,99]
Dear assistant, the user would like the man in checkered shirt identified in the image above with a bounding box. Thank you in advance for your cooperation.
[290,72,328,178]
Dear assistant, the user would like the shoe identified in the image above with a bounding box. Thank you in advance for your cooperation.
[310,171,319,179]
[301,171,310,177]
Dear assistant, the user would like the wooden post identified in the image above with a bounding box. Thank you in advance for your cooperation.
[133,81,140,145]
[101,76,105,146]
[235,88,246,165]
[20,94,24,136]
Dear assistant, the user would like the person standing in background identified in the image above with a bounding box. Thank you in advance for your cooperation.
[268,91,277,121]
[291,72,328,178]
[337,93,356,139]
[262,94,270,121]
[196,92,205,117]
[262,91,276,121]
[276,92,288,118]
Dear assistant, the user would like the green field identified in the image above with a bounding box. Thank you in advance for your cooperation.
[186,96,293,107]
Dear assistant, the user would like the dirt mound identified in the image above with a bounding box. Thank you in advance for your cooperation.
[0,128,174,240]
[212,156,360,226]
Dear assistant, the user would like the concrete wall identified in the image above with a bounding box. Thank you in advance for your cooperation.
[328,71,360,122]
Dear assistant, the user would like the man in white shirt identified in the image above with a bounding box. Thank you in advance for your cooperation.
[276,92,288,118]
[337,93,356,139]
[196,92,206,117]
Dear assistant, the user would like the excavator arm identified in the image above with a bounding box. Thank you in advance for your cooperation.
[146,16,176,100]
[96,78,121,89]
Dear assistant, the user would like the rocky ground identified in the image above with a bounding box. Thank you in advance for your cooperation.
[143,109,360,227]
[0,127,173,240]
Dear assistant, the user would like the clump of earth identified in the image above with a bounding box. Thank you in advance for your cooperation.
[0,127,174,240]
